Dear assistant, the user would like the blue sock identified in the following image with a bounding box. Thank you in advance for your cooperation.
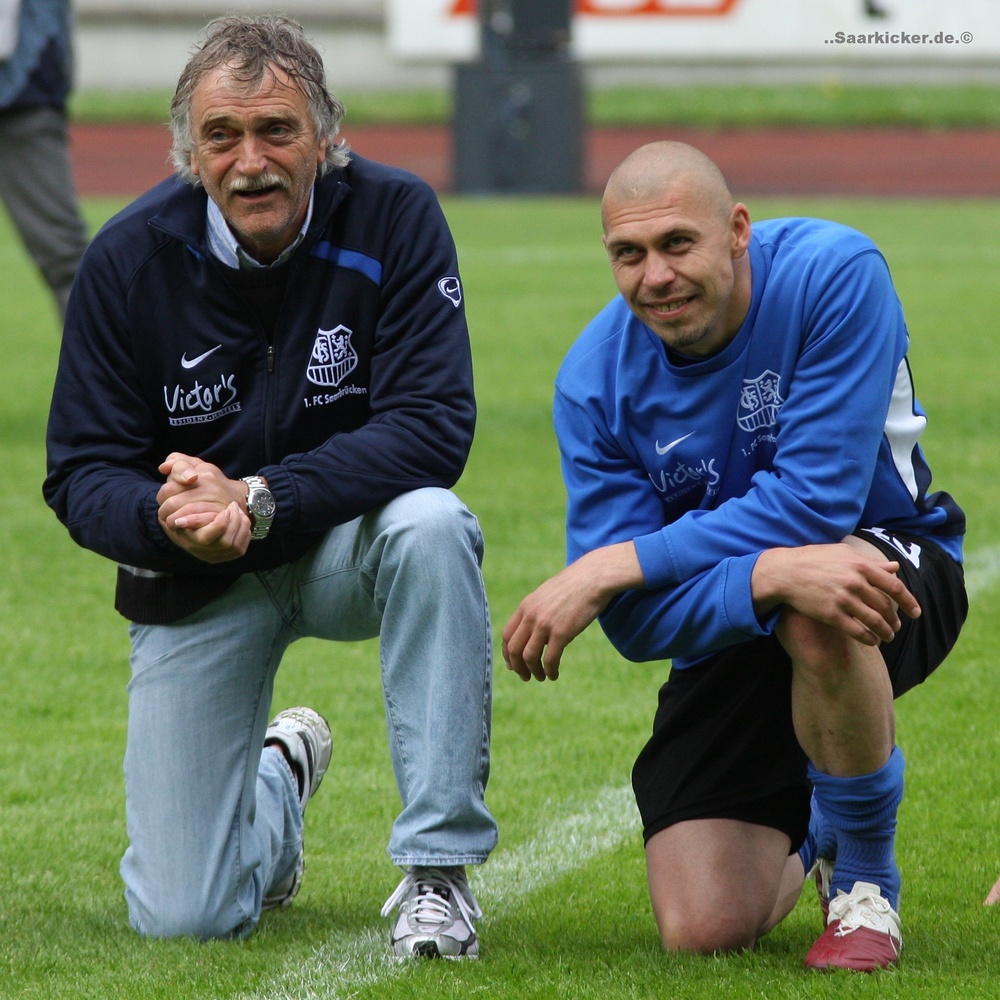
[797,792,836,875]
[807,746,904,910]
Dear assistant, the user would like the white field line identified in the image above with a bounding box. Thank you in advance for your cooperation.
[964,542,1000,598]
[239,784,638,1000]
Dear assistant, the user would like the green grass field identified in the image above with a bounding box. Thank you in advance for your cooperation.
[69,83,1000,128]
[1,192,998,999]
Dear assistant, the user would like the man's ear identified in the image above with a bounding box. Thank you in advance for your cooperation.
[730,203,751,257]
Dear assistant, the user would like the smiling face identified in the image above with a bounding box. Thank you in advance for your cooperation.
[188,63,327,264]
[602,146,753,358]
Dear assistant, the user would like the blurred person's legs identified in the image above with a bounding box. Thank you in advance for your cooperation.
[0,105,88,318]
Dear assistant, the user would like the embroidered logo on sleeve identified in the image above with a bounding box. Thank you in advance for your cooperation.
[437,276,462,307]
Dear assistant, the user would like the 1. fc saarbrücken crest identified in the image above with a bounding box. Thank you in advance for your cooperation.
[307,325,359,387]
[737,370,784,432]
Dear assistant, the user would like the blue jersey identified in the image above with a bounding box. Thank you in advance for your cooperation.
[554,217,964,668]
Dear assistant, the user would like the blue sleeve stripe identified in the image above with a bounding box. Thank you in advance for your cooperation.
[310,241,382,285]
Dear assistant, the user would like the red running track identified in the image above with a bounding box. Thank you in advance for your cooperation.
[71,122,1000,198]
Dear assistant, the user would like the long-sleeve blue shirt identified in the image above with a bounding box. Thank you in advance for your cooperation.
[554,217,964,667]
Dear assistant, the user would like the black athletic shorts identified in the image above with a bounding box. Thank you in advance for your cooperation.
[630,530,968,850]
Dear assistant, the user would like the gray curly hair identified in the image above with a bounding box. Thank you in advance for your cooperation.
[169,14,350,185]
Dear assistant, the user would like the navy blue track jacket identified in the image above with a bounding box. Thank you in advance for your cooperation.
[44,155,476,623]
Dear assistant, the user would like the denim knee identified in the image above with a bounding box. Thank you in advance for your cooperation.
[382,488,483,565]
[127,881,254,941]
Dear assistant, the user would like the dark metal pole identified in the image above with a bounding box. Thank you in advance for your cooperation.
[453,0,584,194]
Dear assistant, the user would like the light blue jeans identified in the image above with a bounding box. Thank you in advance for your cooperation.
[120,488,497,939]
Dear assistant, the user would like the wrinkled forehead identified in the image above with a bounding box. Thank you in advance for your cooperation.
[189,62,311,126]
[195,60,299,99]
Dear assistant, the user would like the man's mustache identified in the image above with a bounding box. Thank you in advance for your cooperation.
[227,174,290,194]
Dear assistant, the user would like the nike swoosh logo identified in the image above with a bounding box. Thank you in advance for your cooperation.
[181,345,222,369]
[655,432,694,456]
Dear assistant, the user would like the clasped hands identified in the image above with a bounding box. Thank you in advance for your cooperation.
[156,452,251,562]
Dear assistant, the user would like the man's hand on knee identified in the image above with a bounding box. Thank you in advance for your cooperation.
[752,542,920,646]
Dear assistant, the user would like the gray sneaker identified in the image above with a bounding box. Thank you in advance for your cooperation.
[381,866,482,959]
[264,706,332,813]
[261,707,332,911]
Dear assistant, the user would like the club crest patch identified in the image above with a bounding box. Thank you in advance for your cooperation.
[737,370,784,432]
[307,325,358,387]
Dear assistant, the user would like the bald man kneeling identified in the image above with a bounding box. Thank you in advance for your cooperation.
[502,141,967,972]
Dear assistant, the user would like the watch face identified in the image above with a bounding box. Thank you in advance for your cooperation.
[251,491,276,519]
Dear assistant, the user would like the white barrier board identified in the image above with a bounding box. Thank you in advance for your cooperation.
[388,0,998,61]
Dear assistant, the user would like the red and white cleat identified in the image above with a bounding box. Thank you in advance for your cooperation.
[804,880,901,972]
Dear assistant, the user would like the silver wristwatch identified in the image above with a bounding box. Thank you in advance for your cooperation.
[241,475,275,540]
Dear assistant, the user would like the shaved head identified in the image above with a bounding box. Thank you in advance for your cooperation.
[602,142,734,233]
